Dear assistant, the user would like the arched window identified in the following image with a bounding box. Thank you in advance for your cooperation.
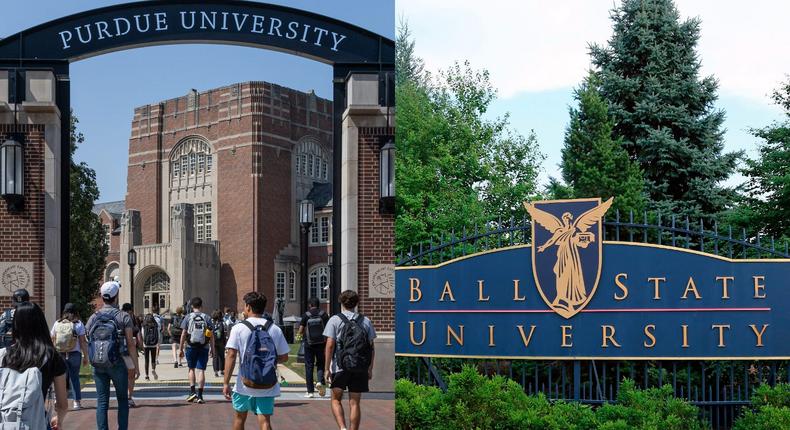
[309,265,329,302]
[144,272,170,292]
[143,271,170,312]
[170,136,213,184]
[295,137,329,181]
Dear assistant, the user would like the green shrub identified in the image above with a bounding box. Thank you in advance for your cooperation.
[733,383,790,430]
[395,379,447,430]
[595,380,706,430]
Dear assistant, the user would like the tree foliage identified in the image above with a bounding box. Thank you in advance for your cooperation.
[561,73,645,214]
[727,79,790,242]
[395,27,543,255]
[69,112,107,318]
[589,0,739,220]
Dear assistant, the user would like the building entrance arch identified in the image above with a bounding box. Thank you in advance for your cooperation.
[0,1,394,321]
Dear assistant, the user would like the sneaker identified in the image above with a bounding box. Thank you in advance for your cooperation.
[214,372,219,378]
[186,393,198,403]
[128,398,136,408]
[145,376,150,381]
[196,397,205,404]
[220,371,224,376]
[152,370,158,380]
[316,382,326,397]
[73,401,82,410]
[304,392,314,398]
[174,363,179,369]
[156,359,160,365]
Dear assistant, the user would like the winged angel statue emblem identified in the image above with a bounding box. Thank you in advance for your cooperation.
[524,198,613,318]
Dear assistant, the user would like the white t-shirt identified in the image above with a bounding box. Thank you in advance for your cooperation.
[225,317,290,398]
[50,319,86,354]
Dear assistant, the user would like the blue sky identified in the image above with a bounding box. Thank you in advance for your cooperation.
[400,0,789,189]
[0,1,394,202]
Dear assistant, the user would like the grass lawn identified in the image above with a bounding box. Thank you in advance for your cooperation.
[283,343,307,380]
[79,363,93,385]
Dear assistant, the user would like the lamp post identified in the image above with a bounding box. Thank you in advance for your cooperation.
[379,136,395,213]
[299,199,314,313]
[127,248,137,310]
[327,251,336,314]
[1,138,24,212]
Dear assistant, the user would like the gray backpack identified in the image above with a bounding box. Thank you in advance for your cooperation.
[0,349,48,430]
[187,313,208,346]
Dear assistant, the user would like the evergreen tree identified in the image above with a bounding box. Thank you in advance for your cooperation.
[589,0,739,220]
[729,80,790,242]
[561,73,645,214]
[395,20,425,86]
[69,113,107,318]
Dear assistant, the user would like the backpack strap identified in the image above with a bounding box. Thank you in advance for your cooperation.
[262,319,273,331]
[337,313,351,324]
[240,320,257,332]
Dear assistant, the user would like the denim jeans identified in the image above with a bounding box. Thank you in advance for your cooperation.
[63,351,82,401]
[304,342,326,393]
[93,360,129,430]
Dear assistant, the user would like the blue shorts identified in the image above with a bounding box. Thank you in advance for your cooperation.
[232,392,274,415]
[184,346,209,370]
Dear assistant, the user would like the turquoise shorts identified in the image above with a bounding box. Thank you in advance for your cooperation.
[232,392,275,415]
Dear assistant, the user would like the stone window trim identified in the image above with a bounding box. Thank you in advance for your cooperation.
[169,135,214,182]
[294,135,330,181]
[308,264,330,303]
[309,214,332,246]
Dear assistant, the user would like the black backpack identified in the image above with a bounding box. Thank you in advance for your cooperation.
[336,313,372,373]
[170,314,184,339]
[305,310,327,346]
[143,314,159,347]
[213,320,226,345]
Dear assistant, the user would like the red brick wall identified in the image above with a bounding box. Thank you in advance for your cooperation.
[0,125,46,311]
[357,127,395,332]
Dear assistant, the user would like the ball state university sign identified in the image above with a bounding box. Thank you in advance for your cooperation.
[395,198,790,360]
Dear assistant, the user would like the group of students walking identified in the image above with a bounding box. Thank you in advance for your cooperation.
[0,281,377,430]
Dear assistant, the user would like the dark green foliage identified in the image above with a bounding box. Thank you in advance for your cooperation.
[396,368,707,430]
[733,383,790,430]
[726,80,790,242]
[395,27,543,255]
[69,113,107,318]
[589,0,740,220]
[561,73,646,214]
[395,20,425,86]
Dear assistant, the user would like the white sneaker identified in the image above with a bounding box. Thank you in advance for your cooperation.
[316,382,326,397]
[152,370,158,380]
[73,401,82,410]
[304,392,314,398]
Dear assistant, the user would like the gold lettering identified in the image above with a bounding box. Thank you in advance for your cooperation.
[513,279,526,301]
[446,325,464,346]
[439,281,456,302]
[643,324,656,348]
[716,276,733,299]
[614,273,629,301]
[488,325,495,347]
[516,325,537,347]
[601,325,621,348]
[648,277,666,300]
[409,278,422,302]
[753,276,766,299]
[409,321,427,346]
[712,324,730,348]
[681,324,689,348]
[478,280,490,302]
[561,325,573,347]
[749,324,769,347]
[681,277,702,300]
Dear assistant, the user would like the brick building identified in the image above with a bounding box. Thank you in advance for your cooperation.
[95,81,336,317]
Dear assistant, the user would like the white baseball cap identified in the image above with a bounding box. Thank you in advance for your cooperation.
[100,281,120,300]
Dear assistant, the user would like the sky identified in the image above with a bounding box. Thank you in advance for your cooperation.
[0,0,394,202]
[397,0,790,188]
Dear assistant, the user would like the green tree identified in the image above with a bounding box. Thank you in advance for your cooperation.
[589,0,740,220]
[395,28,543,255]
[395,19,425,86]
[561,73,645,214]
[728,79,790,241]
[69,112,107,318]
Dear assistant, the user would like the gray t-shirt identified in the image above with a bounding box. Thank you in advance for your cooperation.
[323,311,376,374]
[180,311,213,349]
[85,305,134,356]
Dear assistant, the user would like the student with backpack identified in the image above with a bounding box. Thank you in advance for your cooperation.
[86,281,139,430]
[141,312,160,381]
[0,301,68,430]
[168,306,185,368]
[297,297,329,398]
[179,297,214,404]
[121,304,144,407]
[223,291,290,430]
[211,310,226,378]
[150,305,163,365]
[50,302,89,410]
[323,290,377,430]
[0,288,30,348]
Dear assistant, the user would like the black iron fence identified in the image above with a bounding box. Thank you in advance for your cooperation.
[395,211,790,429]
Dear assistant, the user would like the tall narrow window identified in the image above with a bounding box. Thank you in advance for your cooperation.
[309,266,329,301]
[288,270,296,301]
[206,154,213,172]
[275,271,286,299]
[197,153,205,173]
[189,152,197,175]
[173,161,180,178]
[204,213,212,241]
[181,157,188,177]
[321,216,330,243]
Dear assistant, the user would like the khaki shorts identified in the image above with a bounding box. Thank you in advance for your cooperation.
[123,355,136,370]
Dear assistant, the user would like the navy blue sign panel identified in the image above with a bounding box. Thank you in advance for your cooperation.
[396,241,790,360]
[0,1,393,65]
